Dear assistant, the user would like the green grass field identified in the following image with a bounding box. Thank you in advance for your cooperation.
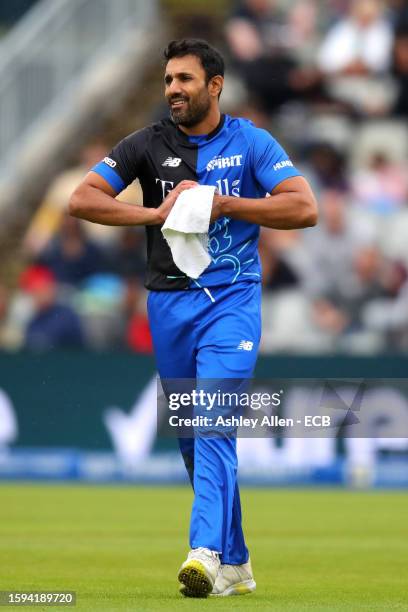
[1,485,408,611]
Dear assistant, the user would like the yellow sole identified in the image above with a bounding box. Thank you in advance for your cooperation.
[211,579,257,597]
[178,560,213,598]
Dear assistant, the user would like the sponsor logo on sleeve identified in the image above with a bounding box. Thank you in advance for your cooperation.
[103,157,117,168]
[273,160,293,171]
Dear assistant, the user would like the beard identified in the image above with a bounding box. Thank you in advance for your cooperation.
[169,88,211,128]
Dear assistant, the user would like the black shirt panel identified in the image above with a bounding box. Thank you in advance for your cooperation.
[107,120,199,290]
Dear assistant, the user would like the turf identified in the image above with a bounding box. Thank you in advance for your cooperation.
[1,485,408,611]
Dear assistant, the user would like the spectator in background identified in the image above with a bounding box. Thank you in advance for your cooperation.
[23,141,111,256]
[301,142,349,196]
[258,227,315,352]
[225,0,322,113]
[318,0,393,76]
[74,273,125,350]
[287,0,320,62]
[296,189,378,310]
[363,260,408,349]
[21,266,84,351]
[258,229,299,292]
[108,227,146,281]
[122,277,153,354]
[23,140,144,257]
[0,281,36,351]
[38,213,107,287]
[317,0,394,115]
[351,150,408,214]
[296,190,389,348]
[314,244,388,334]
[391,24,408,116]
[229,101,271,131]
[388,0,408,29]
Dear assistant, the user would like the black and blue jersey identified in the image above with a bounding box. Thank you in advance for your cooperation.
[92,113,301,290]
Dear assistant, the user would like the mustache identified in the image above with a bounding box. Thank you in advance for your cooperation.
[168,95,189,103]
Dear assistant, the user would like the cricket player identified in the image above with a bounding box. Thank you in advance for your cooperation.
[69,38,318,598]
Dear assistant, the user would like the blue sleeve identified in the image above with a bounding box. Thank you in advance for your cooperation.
[91,160,126,193]
[250,128,302,193]
[91,128,148,194]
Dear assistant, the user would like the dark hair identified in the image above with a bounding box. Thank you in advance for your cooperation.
[163,39,225,83]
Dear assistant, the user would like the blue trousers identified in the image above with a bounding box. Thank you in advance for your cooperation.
[147,282,261,565]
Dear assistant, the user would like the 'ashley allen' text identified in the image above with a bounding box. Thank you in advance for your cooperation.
[168,415,331,429]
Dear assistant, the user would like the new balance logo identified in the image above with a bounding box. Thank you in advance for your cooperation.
[207,154,243,171]
[237,340,254,351]
[162,157,182,167]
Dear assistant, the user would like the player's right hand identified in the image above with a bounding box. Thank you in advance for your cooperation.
[155,180,198,224]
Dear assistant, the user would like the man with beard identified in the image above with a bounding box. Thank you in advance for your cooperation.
[69,38,317,598]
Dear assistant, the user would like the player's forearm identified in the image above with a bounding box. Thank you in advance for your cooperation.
[217,192,318,229]
[69,184,159,226]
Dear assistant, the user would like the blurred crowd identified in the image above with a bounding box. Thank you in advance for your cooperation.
[0,142,152,353]
[227,0,408,353]
[1,0,408,354]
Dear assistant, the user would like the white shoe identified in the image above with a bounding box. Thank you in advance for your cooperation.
[211,557,256,596]
[178,547,220,598]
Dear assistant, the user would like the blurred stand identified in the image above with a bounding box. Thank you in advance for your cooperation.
[0,0,407,485]
[225,0,324,114]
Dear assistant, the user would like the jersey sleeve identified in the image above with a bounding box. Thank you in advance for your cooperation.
[250,128,302,193]
[91,129,148,194]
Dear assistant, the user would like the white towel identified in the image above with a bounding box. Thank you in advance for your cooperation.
[161,185,215,279]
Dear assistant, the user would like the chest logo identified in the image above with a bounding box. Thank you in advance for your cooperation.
[162,157,182,167]
[207,154,243,172]
[237,340,254,351]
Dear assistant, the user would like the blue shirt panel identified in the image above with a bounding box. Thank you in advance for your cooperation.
[191,115,301,287]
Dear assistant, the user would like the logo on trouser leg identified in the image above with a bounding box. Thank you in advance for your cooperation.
[237,340,254,351]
